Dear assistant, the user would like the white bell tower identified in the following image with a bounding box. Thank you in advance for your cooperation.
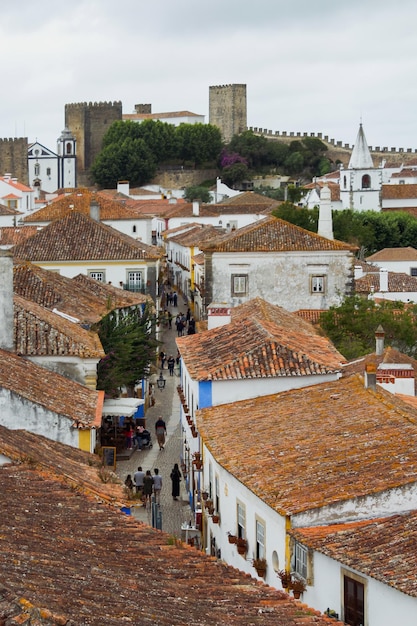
[57,127,77,189]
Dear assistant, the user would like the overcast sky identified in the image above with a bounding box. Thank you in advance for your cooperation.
[2,0,417,153]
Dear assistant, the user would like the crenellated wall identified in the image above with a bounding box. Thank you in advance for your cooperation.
[0,138,29,184]
[65,101,122,185]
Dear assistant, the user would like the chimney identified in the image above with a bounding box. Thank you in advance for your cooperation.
[375,325,385,356]
[354,265,364,279]
[192,201,200,216]
[90,199,100,221]
[0,250,14,351]
[317,184,334,240]
[117,180,130,196]
[379,268,388,292]
[207,303,231,330]
[365,362,377,390]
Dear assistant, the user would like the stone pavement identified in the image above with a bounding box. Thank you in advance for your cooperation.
[115,300,193,537]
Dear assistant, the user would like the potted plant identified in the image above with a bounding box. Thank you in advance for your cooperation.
[211,513,220,523]
[236,537,248,555]
[201,490,209,501]
[227,532,237,544]
[290,577,306,599]
[277,569,291,589]
[252,557,267,578]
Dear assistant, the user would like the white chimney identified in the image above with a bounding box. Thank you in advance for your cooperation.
[317,184,334,240]
[192,201,200,216]
[117,181,130,196]
[379,268,388,292]
[90,199,100,221]
[0,250,14,351]
[354,265,364,279]
[207,303,231,329]
[375,325,385,356]
[364,363,376,390]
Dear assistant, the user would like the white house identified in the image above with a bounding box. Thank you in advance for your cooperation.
[123,105,205,126]
[28,128,76,194]
[366,247,417,275]
[195,373,417,624]
[0,173,35,216]
[199,214,356,314]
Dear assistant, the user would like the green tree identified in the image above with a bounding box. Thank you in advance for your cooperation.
[91,137,156,188]
[221,162,249,188]
[320,295,417,360]
[272,202,318,231]
[176,123,223,166]
[184,185,211,203]
[96,304,159,397]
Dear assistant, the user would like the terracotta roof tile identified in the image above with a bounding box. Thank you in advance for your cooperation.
[198,374,417,515]
[355,270,417,293]
[0,349,103,428]
[382,183,417,199]
[0,428,342,626]
[13,261,150,325]
[178,298,344,381]
[13,211,161,262]
[367,246,417,262]
[14,294,105,358]
[200,216,356,253]
[0,225,39,245]
[291,511,417,597]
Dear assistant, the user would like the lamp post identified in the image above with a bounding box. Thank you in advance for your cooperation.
[157,370,166,391]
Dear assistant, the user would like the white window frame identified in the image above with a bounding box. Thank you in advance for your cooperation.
[127,271,143,291]
[231,274,248,296]
[311,275,325,294]
[88,270,105,282]
[294,542,308,580]
[237,502,246,539]
[255,519,265,560]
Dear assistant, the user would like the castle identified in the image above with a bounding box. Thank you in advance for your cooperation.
[1,86,417,189]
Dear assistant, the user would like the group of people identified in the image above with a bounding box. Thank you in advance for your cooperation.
[125,463,182,505]
[175,309,196,337]
[159,350,180,376]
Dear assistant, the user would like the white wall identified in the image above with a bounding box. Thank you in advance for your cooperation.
[0,387,79,448]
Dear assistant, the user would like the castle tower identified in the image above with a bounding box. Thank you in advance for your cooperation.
[209,84,247,143]
[57,127,77,189]
[0,138,29,185]
[65,101,122,186]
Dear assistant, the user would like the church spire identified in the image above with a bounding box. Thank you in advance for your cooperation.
[348,123,374,169]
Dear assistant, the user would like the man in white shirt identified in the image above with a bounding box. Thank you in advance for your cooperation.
[153,468,162,504]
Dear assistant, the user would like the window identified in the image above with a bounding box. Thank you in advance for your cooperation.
[255,520,265,560]
[89,271,105,282]
[411,268,417,276]
[215,475,220,515]
[231,274,248,296]
[237,503,246,539]
[311,275,325,293]
[66,142,72,155]
[46,168,51,176]
[294,542,308,580]
[34,164,40,176]
[344,575,365,626]
[361,174,371,189]
[127,271,143,292]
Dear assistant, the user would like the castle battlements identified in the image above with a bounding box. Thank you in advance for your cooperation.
[65,101,122,110]
[249,127,417,155]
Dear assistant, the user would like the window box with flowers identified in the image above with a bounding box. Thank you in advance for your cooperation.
[236,537,248,555]
[252,557,267,578]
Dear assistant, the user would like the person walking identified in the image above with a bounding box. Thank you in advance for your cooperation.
[155,416,167,450]
[167,355,175,376]
[153,468,162,505]
[133,466,145,496]
[142,470,154,507]
[170,463,182,501]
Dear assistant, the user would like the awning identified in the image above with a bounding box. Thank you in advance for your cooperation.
[102,398,145,417]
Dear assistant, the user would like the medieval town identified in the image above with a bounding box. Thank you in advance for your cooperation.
[1,79,417,626]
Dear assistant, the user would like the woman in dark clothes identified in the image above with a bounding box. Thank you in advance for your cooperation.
[170,463,182,500]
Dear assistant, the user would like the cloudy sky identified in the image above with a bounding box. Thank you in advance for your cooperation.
[2,0,417,152]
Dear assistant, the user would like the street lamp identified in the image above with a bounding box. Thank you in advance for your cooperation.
[157,371,166,391]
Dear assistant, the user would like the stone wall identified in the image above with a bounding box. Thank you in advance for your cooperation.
[209,84,247,143]
[65,101,122,186]
[151,168,217,189]
[0,138,28,184]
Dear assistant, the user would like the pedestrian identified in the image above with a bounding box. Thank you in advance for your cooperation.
[133,466,145,496]
[175,315,183,337]
[142,470,154,506]
[124,474,134,495]
[153,468,162,504]
[167,355,175,376]
[172,292,178,307]
[155,416,167,450]
[167,310,173,329]
[124,421,134,450]
[159,350,166,369]
[170,463,182,501]
[188,317,196,335]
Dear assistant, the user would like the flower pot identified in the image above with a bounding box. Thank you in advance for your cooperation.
[228,534,237,544]
[194,461,202,470]
[236,539,247,555]
[202,491,208,501]
[293,590,301,599]
[212,514,219,523]
[255,566,267,578]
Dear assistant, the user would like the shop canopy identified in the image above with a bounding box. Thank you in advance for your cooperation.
[102,398,145,417]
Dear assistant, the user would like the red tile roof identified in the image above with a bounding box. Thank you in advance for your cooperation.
[0,427,342,626]
[177,298,344,381]
[200,216,356,253]
[382,183,417,199]
[0,225,39,245]
[13,211,161,262]
[13,261,150,325]
[0,349,103,428]
[291,511,417,597]
[355,270,417,293]
[367,246,417,261]
[198,374,417,515]
[14,294,105,358]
